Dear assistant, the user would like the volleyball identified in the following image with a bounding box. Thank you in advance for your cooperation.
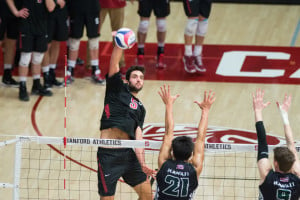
[114,28,136,49]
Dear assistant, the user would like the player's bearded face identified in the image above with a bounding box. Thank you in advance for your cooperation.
[128,71,144,93]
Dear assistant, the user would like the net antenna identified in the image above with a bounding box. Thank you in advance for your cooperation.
[63,54,68,198]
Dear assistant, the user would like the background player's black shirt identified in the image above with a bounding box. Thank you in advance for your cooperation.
[19,0,49,34]
[67,0,100,14]
[0,0,21,18]
[155,159,198,200]
[259,169,300,200]
[100,72,146,139]
[48,4,67,19]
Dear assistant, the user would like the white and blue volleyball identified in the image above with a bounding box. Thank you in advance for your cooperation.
[114,28,136,49]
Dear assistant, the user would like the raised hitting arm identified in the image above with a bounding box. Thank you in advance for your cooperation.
[192,90,215,177]
[157,85,180,169]
[276,94,300,177]
[252,89,272,184]
[108,45,123,77]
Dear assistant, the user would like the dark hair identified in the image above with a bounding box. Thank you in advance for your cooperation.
[125,66,145,81]
[172,136,194,161]
[274,147,295,172]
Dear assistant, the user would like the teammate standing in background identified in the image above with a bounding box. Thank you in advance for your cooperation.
[136,0,170,69]
[155,85,215,199]
[6,0,56,101]
[182,0,211,73]
[252,89,300,199]
[66,0,104,84]
[97,41,154,199]
[86,0,128,77]
[0,0,24,87]
[41,0,67,89]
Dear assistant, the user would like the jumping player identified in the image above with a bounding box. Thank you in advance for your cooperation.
[155,85,215,199]
[136,0,170,69]
[252,89,300,199]
[97,43,155,199]
[182,0,211,73]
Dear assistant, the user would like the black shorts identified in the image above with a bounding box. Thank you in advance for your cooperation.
[0,15,19,40]
[19,33,48,53]
[47,9,68,42]
[97,147,147,196]
[69,12,100,39]
[183,0,212,18]
[138,0,170,18]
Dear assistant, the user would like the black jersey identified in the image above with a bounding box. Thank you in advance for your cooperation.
[155,159,198,200]
[259,170,300,200]
[1,0,21,17]
[68,0,100,14]
[0,0,10,17]
[49,4,67,19]
[100,72,146,139]
[19,0,49,34]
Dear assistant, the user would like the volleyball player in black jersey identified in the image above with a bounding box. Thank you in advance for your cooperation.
[155,85,215,200]
[7,0,56,101]
[0,0,23,87]
[253,89,300,200]
[97,44,155,200]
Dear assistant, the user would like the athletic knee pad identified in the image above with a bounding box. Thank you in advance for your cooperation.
[68,38,80,51]
[32,52,44,65]
[19,52,32,67]
[156,19,167,32]
[184,19,198,36]
[138,20,149,34]
[196,19,208,37]
[88,37,99,50]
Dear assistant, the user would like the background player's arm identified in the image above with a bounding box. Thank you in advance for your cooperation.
[6,0,29,18]
[276,94,300,177]
[252,89,272,184]
[108,46,122,77]
[56,0,66,9]
[192,91,215,177]
[45,0,56,12]
[157,85,180,169]
[135,127,154,176]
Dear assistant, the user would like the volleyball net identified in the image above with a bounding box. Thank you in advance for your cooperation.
[0,135,299,200]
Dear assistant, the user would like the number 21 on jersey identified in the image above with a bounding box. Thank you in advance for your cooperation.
[162,175,189,197]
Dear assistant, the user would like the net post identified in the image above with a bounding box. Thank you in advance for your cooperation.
[13,140,22,200]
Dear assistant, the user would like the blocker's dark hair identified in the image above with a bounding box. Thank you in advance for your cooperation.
[172,136,194,161]
[274,147,295,172]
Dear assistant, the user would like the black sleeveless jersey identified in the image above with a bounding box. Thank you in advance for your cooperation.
[19,0,48,34]
[259,170,300,200]
[67,0,100,14]
[100,72,146,139]
[0,0,20,18]
[155,159,198,200]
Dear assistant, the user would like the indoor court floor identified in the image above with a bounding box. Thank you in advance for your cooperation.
[0,2,300,200]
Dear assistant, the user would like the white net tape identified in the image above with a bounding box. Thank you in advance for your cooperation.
[0,135,299,200]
